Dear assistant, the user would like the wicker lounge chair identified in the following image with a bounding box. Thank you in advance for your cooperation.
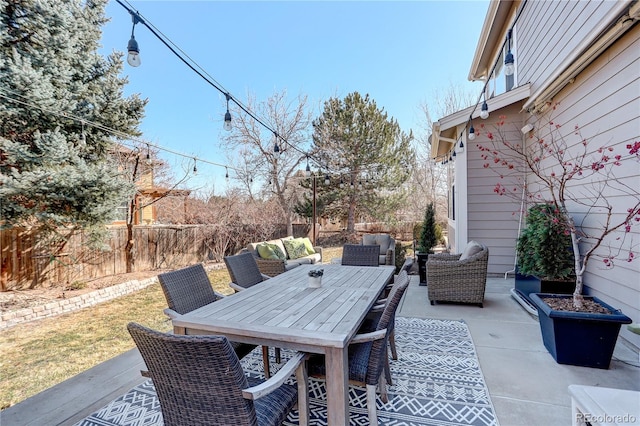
[127,322,309,426]
[362,233,396,265]
[341,244,380,267]
[426,241,489,307]
[306,269,409,426]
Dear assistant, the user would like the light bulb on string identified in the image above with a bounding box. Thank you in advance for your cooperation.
[223,93,232,131]
[126,13,142,67]
[480,99,489,119]
[504,29,515,76]
[469,124,476,140]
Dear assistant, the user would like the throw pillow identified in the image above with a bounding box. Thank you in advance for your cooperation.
[300,237,316,255]
[268,243,287,260]
[283,238,308,260]
[257,243,286,260]
[459,241,483,260]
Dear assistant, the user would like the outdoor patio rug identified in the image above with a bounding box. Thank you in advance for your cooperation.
[76,317,498,426]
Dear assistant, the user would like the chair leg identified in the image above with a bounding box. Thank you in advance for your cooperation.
[366,384,379,426]
[262,346,271,378]
[389,329,398,360]
[384,356,392,386]
[378,368,388,403]
[295,359,309,426]
[275,347,281,363]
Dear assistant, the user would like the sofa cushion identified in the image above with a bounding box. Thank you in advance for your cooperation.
[363,234,391,255]
[283,238,308,260]
[460,240,483,260]
[300,237,316,255]
[257,242,286,260]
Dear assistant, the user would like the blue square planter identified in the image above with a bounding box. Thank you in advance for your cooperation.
[530,293,632,369]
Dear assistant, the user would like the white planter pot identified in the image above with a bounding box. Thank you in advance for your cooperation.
[308,276,322,288]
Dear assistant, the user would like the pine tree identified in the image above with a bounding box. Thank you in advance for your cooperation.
[311,92,414,233]
[418,202,437,253]
[0,0,147,247]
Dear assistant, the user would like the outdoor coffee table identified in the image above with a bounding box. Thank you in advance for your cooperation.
[172,263,395,426]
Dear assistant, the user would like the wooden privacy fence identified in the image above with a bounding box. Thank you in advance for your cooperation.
[0,225,210,291]
[0,224,314,291]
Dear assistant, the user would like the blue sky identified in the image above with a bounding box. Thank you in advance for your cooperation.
[99,1,489,194]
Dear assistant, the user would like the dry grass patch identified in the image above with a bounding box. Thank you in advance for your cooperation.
[0,268,234,410]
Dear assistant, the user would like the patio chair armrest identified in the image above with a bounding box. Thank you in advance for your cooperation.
[214,290,227,299]
[261,273,272,280]
[313,246,323,261]
[229,282,244,292]
[370,302,385,311]
[163,308,181,320]
[350,328,387,344]
[242,352,309,400]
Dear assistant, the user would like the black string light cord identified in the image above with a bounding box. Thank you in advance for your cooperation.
[114,0,310,160]
[443,0,529,163]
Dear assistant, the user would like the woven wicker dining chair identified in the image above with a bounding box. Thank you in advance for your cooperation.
[224,251,272,292]
[341,244,380,267]
[359,270,411,382]
[306,269,410,426]
[127,322,309,426]
[157,263,256,359]
[223,252,281,374]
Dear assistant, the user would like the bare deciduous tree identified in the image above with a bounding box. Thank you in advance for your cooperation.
[221,89,313,236]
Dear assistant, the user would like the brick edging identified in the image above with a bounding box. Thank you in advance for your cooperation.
[0,277,159,330]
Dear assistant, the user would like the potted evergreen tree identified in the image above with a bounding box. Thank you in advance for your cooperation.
[514,203,576,307]
[477,111,638,368]
[416,202,437,285]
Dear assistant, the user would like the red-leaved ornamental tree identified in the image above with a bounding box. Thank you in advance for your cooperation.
[475,106,640,308]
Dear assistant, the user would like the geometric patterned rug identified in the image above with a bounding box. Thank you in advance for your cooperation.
[75,317,499,425]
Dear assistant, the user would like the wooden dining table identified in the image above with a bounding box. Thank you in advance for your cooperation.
[172,263,396,425]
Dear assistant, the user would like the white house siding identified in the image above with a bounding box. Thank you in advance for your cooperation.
[528,25,640,346]
[516,0,626,96]
[464,103,526,276]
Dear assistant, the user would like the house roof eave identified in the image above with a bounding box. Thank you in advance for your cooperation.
[430,83,531,160]
[469,0,520,82]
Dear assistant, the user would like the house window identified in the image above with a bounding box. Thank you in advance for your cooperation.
[114,202,128,222]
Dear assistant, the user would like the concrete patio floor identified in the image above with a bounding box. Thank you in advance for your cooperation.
[2,276,639,426]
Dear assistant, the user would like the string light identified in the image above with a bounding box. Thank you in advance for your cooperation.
[305,156,311,177]
[223,93,232,131]
[480,97,489,119]
[468,124,476,140]
[504,29,515,76]
[192,158,197,174]
[126,11,142,67]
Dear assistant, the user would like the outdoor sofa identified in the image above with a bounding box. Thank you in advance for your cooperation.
[245,235,323,276]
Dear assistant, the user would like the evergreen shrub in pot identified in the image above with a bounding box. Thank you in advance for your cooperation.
[515,203,576,305]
